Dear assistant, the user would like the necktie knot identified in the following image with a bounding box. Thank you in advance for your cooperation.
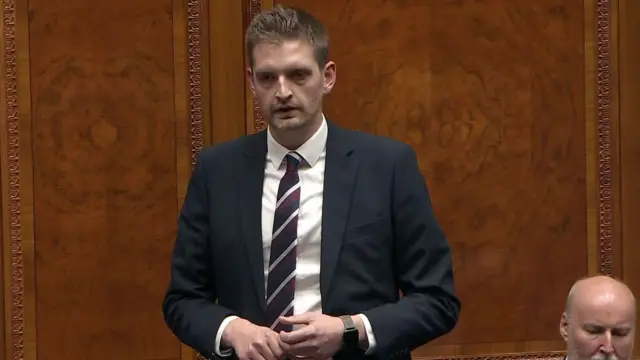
[285,152,302,172]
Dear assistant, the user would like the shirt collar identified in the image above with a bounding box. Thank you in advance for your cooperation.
[266,115,328,168]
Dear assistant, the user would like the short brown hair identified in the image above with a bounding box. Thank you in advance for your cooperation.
[245,5,329,68]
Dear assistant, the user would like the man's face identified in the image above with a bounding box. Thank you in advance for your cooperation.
[560,294,635,360]
[248,40,335,132]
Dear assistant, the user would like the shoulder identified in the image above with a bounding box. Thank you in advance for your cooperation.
[196,130,266,165]
[332,124,415,161]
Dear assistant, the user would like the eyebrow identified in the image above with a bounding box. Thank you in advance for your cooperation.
[255,65,313,73]
[583,323,633,330]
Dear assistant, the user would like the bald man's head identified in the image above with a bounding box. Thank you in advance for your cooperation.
[560,275,636,360]
[565,276,636,319]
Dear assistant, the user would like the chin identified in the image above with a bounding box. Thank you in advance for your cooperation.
[270,117,308,131]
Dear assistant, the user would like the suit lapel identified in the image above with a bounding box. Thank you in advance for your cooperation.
[239,130,268,311]
[320,124,358,303]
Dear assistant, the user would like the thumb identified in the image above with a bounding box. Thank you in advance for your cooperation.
[279,313,312,325]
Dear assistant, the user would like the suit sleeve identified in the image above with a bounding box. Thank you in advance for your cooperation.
[162,151,236,356]
[362,144,461,357]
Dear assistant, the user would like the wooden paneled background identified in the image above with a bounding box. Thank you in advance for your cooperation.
[1,0,639,360]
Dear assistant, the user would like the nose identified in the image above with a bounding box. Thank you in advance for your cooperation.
[275,77,293,100]
[600,332,614,354]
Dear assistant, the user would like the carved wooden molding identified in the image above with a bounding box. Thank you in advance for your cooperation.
[2,0,26,359]
[189,0,203,357]
[415,352,565,360]
[249,0,267,133]
[596,0,613,276]
[188,0,204,163]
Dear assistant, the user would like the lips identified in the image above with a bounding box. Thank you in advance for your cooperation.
[276,107,297,112]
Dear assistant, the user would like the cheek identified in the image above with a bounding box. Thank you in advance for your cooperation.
[612,338,634,355]
[298,87,323,108]
[254,91,274,109]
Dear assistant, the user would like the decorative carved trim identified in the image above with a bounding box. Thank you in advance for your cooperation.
[188,3,207,358]
[596,0,612,275]
[2,0,25,359]
[250,0,266,133]
[416,353,565,360]
[197,351,565,360]
[188,0,204,163]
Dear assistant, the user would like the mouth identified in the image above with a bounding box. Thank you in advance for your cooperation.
[275,107,297,113]
[274,107,298,118]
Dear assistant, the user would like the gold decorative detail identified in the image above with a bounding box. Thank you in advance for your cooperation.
[416,352,565,360]
[250,0,266,133]
[189,1,205,358]
[3,0,25,359]
[595,0,612,275]
[188,0,204,163]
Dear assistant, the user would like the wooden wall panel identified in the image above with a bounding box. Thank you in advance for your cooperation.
[0,1,636,360]
[619,0,640,349]
[270,0,589,357]
[1,0,204,359]
[248,0,618,359]
[208,0,246,144]
[28,0,179,358]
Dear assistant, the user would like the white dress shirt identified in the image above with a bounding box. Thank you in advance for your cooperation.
[213,117,377,357]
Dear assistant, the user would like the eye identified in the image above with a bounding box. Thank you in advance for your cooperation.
[584,325,605,335]
[288,69,309,82]
[257,73,276,83]
[612,328,631,337]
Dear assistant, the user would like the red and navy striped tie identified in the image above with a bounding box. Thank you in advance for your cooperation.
[266,152,302,332]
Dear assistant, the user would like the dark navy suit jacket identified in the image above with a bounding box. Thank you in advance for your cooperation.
[162,121,460,360]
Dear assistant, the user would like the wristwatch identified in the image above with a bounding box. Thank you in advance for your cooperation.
[339,315,359,349]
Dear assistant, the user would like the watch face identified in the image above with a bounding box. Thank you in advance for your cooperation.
[344,328,359,345]
[340,316,359,347]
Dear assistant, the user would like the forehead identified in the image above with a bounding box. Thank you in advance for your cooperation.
[252,40,317,71]
[573,293,635,326]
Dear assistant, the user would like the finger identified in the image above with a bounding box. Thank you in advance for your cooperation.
[285,340,316,355]
[252,339,277,360]
[279,326,315,344]
[279,313,312,325]
[254,346,276,360]
[280,341,313,359]
[266,332,285,359]
[286,355,314,360]
[242,347,267,360]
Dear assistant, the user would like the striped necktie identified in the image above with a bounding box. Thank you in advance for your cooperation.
[266,152,302,332]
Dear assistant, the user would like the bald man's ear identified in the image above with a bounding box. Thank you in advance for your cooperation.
[560,312,569,342]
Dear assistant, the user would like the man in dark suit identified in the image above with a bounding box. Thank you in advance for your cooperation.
[559,276,635,360]
[162,5,460,360]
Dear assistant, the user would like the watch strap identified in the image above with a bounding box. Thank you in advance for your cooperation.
[340,315,356,331]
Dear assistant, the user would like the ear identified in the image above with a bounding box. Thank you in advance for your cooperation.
[246,67,256,96]
[560,312,570,342]
[322,61,336,94]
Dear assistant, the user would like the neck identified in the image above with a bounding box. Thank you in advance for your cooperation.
[270,113,323,150]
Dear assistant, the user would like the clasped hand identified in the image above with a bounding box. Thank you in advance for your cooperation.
[227,313,344,360]
[278,313,344,359]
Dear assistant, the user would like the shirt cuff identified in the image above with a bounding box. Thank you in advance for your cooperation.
[213,315,239,357]
[358,314,377,355]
